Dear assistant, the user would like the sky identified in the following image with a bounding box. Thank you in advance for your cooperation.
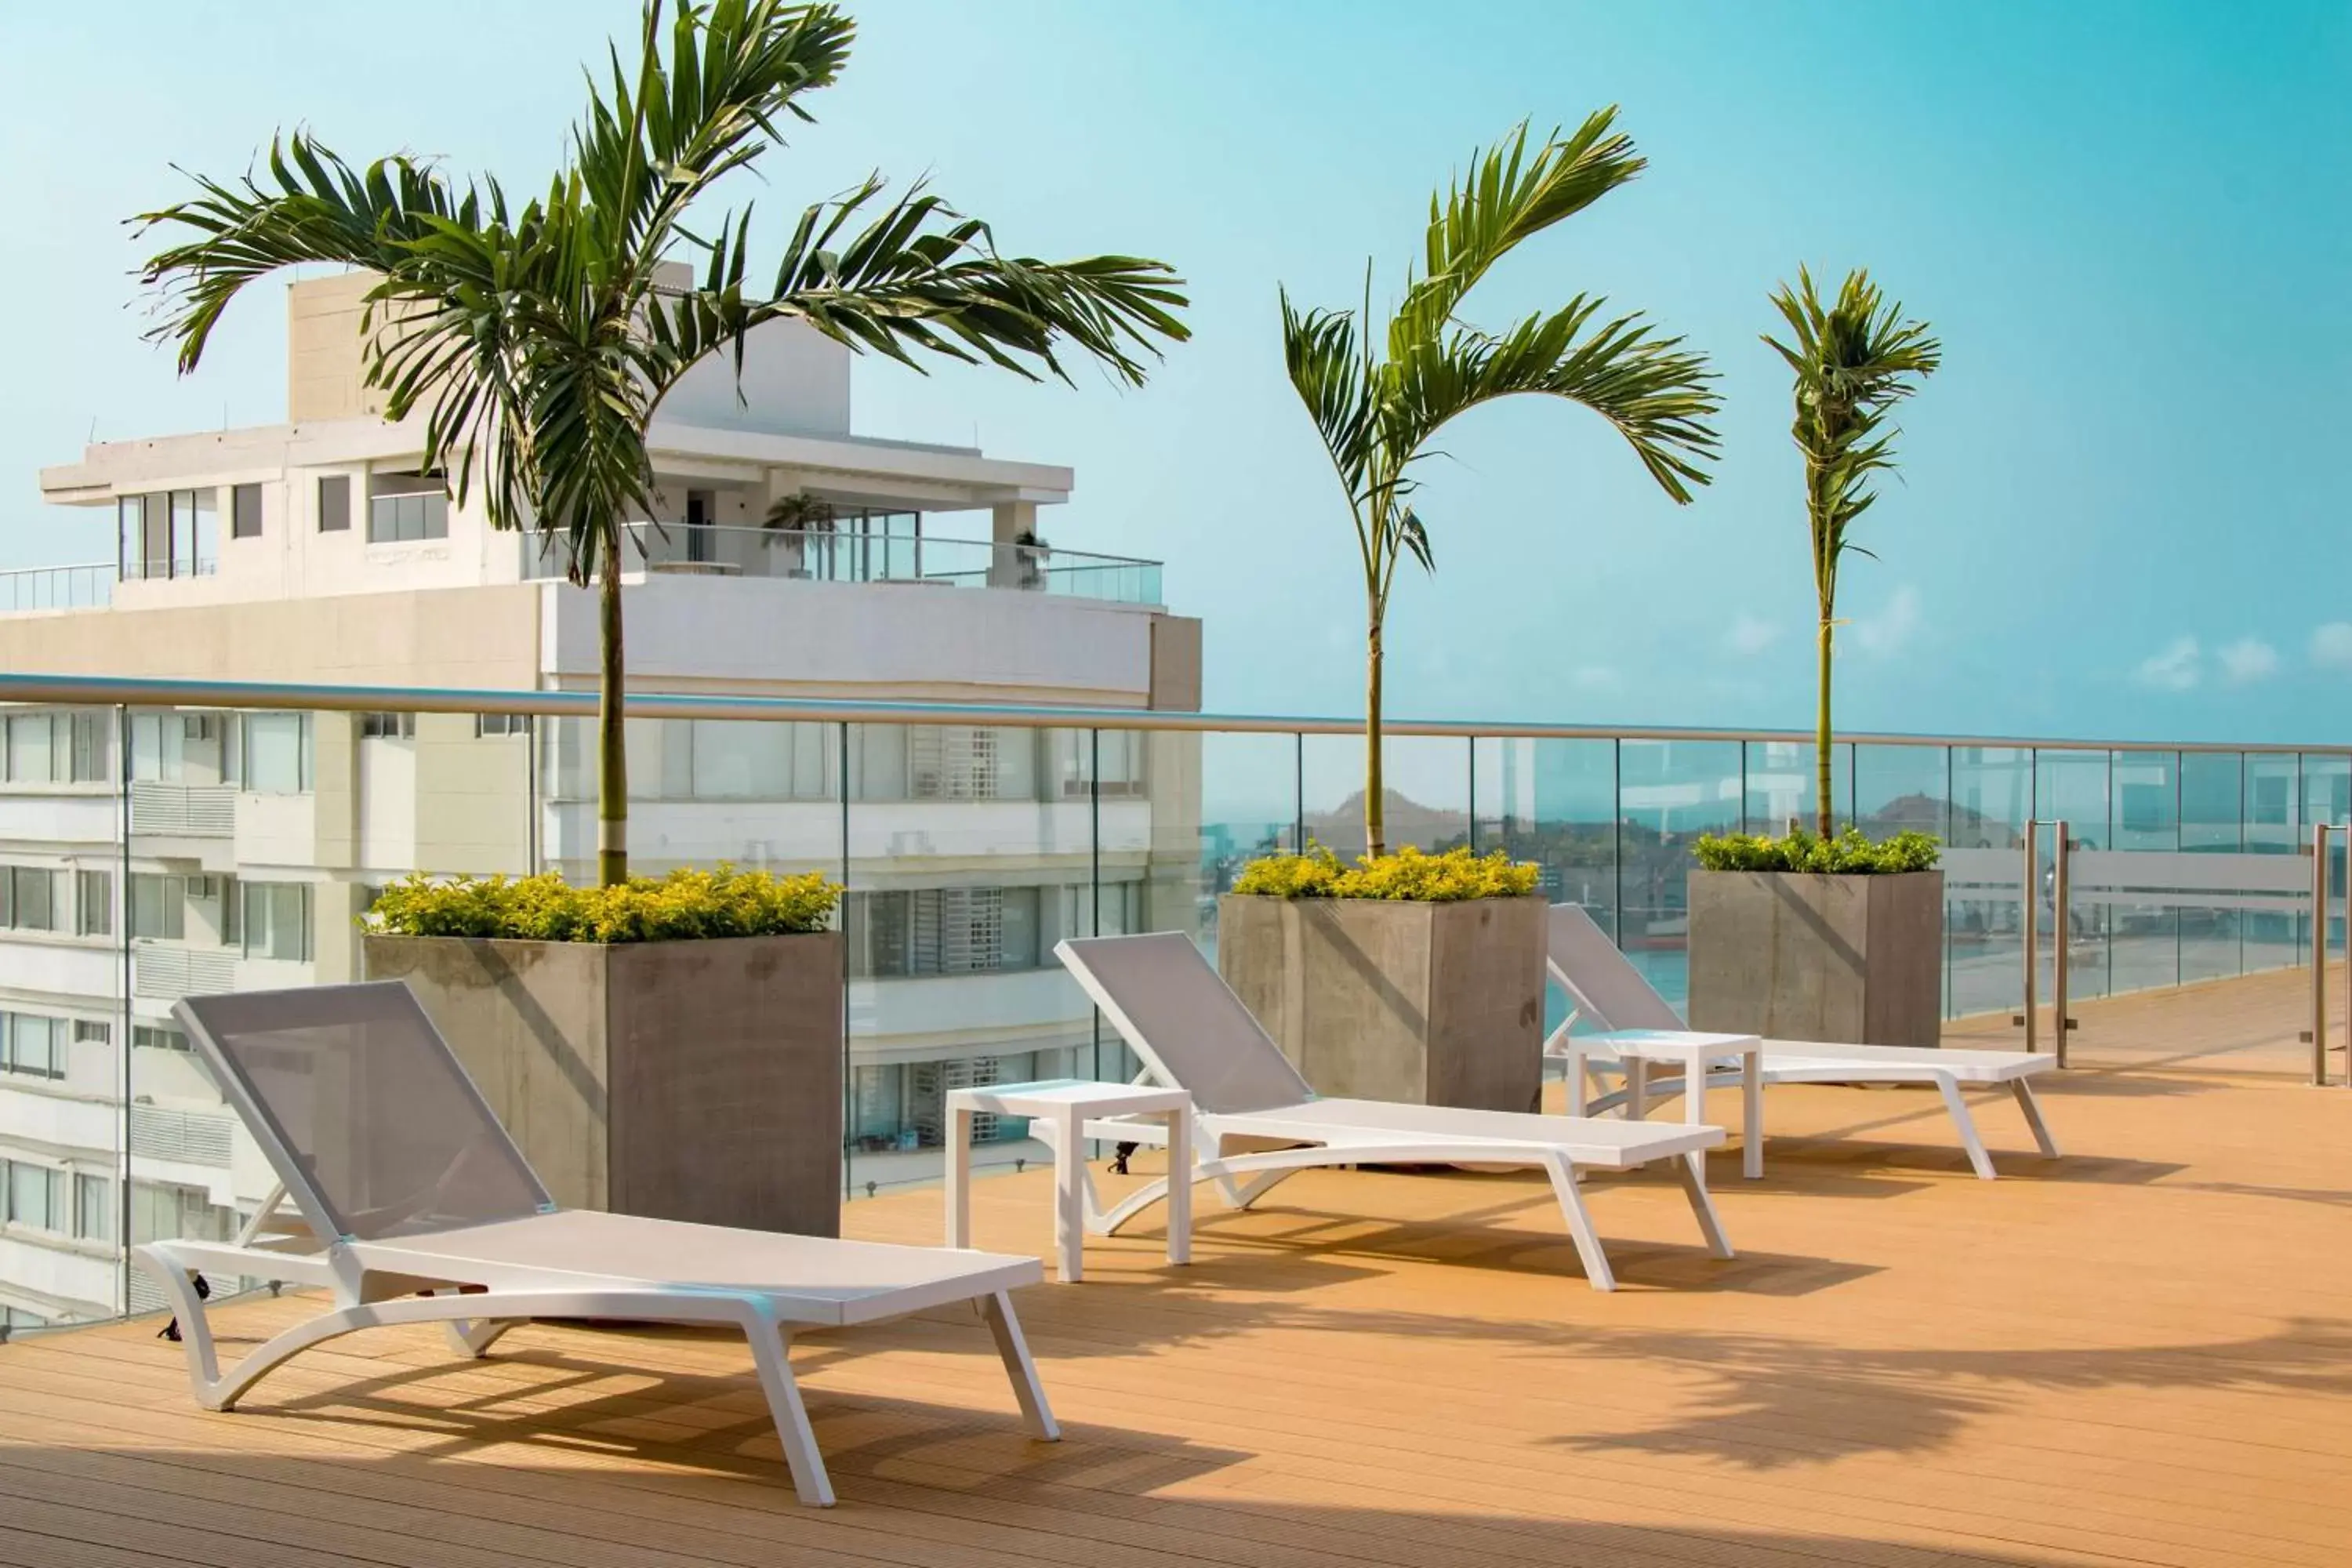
[2,1,2347,746]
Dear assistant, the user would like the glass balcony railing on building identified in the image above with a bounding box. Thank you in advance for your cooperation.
[518,521,1164,606]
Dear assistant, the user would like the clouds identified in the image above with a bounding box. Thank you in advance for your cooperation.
[2136,637,2202,691]
[1723,614,1780,656]
[2133,632,2288,691]
[2216,637,2279,684]
[1852,585,1922,656]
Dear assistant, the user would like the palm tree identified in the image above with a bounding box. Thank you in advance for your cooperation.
[136,0,1188,884]
[1762,267,1940,837]
[1281,113,1719,857]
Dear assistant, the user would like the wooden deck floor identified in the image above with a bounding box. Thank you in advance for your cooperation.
[4,967,2350,1568]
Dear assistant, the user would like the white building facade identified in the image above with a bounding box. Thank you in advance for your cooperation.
[0,274,1202,1330]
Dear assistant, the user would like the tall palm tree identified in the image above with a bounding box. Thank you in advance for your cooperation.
[1762,267,1940,837]
[1282,113,1719,857]
[136,0,1188,884]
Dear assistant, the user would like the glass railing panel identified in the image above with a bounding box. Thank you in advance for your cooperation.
[837,721,1089,1196]
[1474,735,1617,934]
[0,702,126,1336]
[1946,748,2031,1020]
[518,524,1165,606]
[1299,732,1468,862]
[1739,739,1853,835]
[2303,753,2350,968]
[2178,750,2246,983]
[1617,739,1740,1010]
[2243,752,2304,972]
[2094,750,2183,998]
[1853,742,1950,842]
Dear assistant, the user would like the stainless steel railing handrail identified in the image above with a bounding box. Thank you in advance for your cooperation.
[0,670,2350,758]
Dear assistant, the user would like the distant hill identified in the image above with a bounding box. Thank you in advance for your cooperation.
[1304,789,1471,851]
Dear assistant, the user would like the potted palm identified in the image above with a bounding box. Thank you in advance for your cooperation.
[1218,846,1546,1111]
[762,490,837,579]
[1229,113,1717,1104]
[363,868,848,1235]
[1686,270,1943,1047]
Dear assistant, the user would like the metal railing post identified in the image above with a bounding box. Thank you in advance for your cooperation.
[2051,819,2072,1069]
[2020,819,2039,1054]
[2308,822,2347,1087]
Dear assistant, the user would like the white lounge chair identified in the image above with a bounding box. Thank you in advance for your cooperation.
[1054,931,1733,1292]
[137,982,1058,1507]
[1545,903,2063,1180]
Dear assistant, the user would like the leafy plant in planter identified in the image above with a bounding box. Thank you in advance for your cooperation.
[365,866,842,942]
[1763,267,1941,837]
[1280,111,1719,857]
[1232,843,1539,901]
[136,0,1189,887]
[1691,827,1938,875]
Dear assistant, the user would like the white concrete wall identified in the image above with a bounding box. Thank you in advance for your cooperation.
[0,937,117,1005]
[543,575,1160,705]
[658,320,851,437]
[0,794,114,848]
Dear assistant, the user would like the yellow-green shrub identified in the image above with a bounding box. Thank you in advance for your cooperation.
[1230,843,1540,902]
[365,866,843,942]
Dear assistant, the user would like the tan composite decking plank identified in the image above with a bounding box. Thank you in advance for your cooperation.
[1,965,2347,1567]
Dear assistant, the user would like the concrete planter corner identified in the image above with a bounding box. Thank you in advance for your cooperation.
[363,931,844,1236]
[1216,893,1546,1111]
[1686,870,1944,1048]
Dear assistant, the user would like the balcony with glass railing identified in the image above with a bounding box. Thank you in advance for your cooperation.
[2,673,2350,1342]
[518,521,1164,606]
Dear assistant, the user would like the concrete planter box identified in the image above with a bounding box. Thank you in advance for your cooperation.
[363,932,844,1236]
[1686,871,1944,1047]
[1216,894,1545,1111]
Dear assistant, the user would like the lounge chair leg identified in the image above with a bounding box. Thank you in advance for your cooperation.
[1935,1075,1999,1180]
[1676,1152,1735,1259]
[2013,1080,2062,1158]
[981,1291,1061,1441]
[442,1316,520,1359]
[742,1316,835,1507]
[1227,1167,1301,1211]
[136,1247,226,1406]
[1541,1156,1616,1292]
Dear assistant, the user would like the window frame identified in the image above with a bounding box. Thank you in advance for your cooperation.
[317,474,351,532]
[230,482,264,539]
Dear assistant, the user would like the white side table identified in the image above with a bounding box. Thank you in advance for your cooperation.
[944,1080,1192,1283]
[1571,1029,1766,1179]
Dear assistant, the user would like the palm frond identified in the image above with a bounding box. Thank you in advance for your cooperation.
[1388,111,1643,362]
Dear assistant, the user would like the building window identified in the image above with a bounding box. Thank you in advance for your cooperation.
[360,712,416,740]
[0,866,58,931]
[129,873,187,941]
[238,713,313,793]
[3,713,58,783]
[475,713,528,738]
[368,488,450,543]
[132,1023,190,1054]
[71,1020,109,1046]
[130,1179,237,1247]
[241,881,313,963]
[70,713,111,782]
[5,1161,64,1232]
[846,887,1042,978]
[119,489,218,579]
[0,1014,64,1080]
[230,483,264,539]
[74,1174,112,1243]
[75,869,112,937]
[318,474,351,532]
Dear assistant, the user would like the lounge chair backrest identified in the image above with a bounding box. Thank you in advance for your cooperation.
[176,982,552,1243]
[1054,932,1315,1114]
[1546,903,1687,1032]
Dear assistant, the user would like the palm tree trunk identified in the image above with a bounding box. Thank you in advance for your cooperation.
[1365,619,1385,858]
[1814,613,1835,840]
[597,542,629,887]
